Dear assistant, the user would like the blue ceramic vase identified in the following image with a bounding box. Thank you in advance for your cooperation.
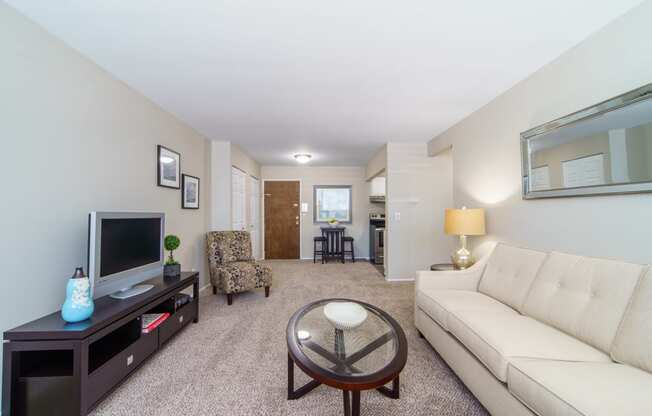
[61,267,94,323]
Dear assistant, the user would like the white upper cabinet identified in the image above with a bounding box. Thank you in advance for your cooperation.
[370,177,386,196]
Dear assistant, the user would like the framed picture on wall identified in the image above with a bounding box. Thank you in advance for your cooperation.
[157,145,181,189]
[182,174,200,209]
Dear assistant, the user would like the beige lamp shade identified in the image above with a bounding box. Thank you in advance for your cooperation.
[444,208,486,236]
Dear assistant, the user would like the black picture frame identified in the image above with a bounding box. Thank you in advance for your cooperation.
[182,174,200,209]
[157,145,181,189]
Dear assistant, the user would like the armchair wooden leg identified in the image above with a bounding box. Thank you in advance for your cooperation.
[212,286,217,295]
[227,293,233,305]
[265,286,270,297]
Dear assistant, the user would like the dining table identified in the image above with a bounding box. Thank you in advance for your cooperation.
[320,226,346,263]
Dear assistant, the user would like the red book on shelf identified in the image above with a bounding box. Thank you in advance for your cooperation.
[142,312,170,333]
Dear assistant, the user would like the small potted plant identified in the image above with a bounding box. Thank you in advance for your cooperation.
[164,234,181,277]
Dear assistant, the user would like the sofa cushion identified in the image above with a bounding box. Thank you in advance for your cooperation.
[416,289,517,331]
[478,243,547,312]
[523,252,643,353]
[508,359,652,416]
[611,267,652,373]
[447,310,611,382]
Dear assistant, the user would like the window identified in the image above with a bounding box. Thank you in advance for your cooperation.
[313,185,352,223]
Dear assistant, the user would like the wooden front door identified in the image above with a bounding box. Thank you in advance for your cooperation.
[264,181,300,259]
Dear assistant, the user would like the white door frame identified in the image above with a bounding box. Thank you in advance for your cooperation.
[249,175,261,260]
[261,179,303,260]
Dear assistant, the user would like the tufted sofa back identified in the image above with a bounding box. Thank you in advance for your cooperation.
[206,231,253,266]
[611,268,652,374]
[522,251,644,353]
[478,243,548,312]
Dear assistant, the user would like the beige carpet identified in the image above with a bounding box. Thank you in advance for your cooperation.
[91,261,488,416]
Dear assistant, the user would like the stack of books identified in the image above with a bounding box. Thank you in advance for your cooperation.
[141,313,170,333]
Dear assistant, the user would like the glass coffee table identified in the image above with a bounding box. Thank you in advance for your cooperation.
[286,299,407,416]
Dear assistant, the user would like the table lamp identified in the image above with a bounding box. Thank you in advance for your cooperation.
[444,207,486,269]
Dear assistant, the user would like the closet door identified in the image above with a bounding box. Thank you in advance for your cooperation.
[231,168,246,231]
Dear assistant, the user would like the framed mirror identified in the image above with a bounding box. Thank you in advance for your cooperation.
[521,83,652,199]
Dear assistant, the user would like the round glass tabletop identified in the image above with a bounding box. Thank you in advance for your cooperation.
[287,299,406,380]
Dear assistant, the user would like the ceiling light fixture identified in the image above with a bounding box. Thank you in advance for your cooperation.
[293,153,312,164]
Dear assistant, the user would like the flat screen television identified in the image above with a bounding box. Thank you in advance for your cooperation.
[88,212,164,299]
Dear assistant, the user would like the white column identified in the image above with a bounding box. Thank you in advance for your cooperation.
[210,141,232,230]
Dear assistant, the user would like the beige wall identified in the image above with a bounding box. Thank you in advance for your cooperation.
[385,143,453,280]
[261,166,375,259]
[231,143,261,179]
[0,0,211,351]
[366,145,387,180]
[210,141,231,230]
[428,0,652,263]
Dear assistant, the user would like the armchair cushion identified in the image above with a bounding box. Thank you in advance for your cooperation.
[207,231,253,264]
[212,261,271,294]
[206,231,272,295]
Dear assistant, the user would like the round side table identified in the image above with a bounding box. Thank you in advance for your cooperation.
[430,263,458,271]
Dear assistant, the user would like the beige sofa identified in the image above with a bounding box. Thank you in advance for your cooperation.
[415,243,652,416]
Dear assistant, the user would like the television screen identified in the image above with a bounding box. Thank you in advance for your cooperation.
[99,218,162,278]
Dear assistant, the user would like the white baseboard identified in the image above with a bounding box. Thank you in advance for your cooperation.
[385,276,415,282]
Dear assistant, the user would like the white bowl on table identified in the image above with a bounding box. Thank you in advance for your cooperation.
[323,302,368,330]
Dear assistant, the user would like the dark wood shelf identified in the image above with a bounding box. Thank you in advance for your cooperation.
[4,272,198,342]
[88,318,141,374]
[3,272,199,416]
[17,350,73,379]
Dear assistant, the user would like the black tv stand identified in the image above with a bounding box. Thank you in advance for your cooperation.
[2,272,199,416]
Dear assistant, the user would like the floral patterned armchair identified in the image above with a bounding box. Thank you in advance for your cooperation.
[206,231,272,305]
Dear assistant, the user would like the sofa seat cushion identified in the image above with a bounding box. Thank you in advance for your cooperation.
[416,289,518,331]
[447,310,611,382]
[508,359,652,416]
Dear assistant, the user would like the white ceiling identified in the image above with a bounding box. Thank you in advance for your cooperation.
[7,0,642,166]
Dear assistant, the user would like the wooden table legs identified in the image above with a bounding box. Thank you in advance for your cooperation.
[342,390,360,416]
[287,352,399,416]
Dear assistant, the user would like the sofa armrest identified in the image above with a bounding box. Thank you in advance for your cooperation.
[416,266,485,292]
[416,241,497,293]
[416,245,495,292]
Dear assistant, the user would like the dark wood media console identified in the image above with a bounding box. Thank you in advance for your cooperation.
[2,272,199,416]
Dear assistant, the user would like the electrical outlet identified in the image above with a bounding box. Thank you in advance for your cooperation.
[394,212,401,221]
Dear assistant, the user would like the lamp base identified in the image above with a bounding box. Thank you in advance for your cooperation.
[451,235,474,270]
